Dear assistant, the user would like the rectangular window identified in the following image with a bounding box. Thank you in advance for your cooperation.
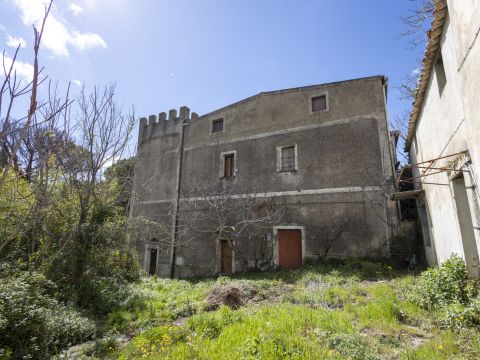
[212,118,224,133]
[435,53,447,95]
[311,94,327,112]
[281,146,296,172]
[224,153,234,177]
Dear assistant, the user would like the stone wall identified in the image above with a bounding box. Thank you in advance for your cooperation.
[130,76,398,278]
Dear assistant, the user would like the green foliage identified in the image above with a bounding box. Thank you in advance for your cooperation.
[118,260,480,359]
[0,172,33,258]
[104,157,135,211]
[328,334,378,360]
[0,86,139,358]
[187,306,245,339]
[92,332,119,357]
[405,255,480,335]
[406,255,470,309]
[438,296,480,331]
[0,271,95,359]
[77,276,146,316]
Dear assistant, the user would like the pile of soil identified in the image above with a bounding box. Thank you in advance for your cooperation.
[204,284,246,311]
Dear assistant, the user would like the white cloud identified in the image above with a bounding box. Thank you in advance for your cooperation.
[69,31,106,51]
[69,3,83,16]
[0,55,34,83]
[72,79,82,86]
[6,35,27,48]
[10,0,106,57]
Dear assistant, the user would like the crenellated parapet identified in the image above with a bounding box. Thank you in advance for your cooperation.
[138,106,198,144]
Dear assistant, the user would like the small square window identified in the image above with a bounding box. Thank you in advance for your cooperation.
[311,95,327,112]
[280,146,296,172]
[212,119,224,133]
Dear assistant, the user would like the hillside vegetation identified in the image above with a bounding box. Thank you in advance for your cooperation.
[55,257,480,360]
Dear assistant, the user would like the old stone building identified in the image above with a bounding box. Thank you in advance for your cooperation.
[130,75,398,278]
[405,0,480,275]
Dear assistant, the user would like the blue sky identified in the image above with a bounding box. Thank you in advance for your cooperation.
[1,0,424,147]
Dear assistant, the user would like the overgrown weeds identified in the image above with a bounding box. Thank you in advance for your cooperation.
[114,258,480,359]
[405,255,480,332]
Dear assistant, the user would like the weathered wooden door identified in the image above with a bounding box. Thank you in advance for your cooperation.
[278,229,302,269]
[220,240,233,274]
[149,248,157,275]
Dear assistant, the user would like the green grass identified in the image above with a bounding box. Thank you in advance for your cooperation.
[101,260,479,359]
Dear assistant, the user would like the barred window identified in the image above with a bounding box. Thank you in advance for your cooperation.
[212,119,224,133]
[281,146,296,172]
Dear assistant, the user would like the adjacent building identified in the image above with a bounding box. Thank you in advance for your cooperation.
[130,75,398,278]
[405,0,480,275]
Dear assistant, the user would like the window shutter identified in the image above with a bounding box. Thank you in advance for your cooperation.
[281,146,295,171]
[224,154,234,177]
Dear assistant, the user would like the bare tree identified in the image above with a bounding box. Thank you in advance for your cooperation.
[400,0,435,50]
[62,84,136,225]
[178,177,285,273]
[393,0,436,149]
[0,1,78,259]
[0,1,62,192]
[319,213,350,261]
[52,84,135,285]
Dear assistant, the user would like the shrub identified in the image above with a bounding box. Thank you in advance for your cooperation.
[107,310,135,332]
[92,332,118,357]
[77,276,146,316]
[0,271,95,359]
[406,255,469,310]
[438,296,480,330]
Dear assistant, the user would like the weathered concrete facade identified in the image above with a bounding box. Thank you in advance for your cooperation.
[131,76,398,278]
[406,0,480,275]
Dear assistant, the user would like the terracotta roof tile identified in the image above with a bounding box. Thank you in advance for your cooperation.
[405,0,448,151]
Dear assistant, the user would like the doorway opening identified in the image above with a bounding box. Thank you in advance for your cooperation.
[149,248,158,276]
[278,229,302,269]
[220,240,233,274]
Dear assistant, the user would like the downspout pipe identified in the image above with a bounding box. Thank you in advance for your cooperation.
[169,121,187,278]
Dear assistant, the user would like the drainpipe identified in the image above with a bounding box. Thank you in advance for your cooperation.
[169,114,188,278]
[382,77,395,247]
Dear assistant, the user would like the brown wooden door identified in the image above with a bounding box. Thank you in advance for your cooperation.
[149,248,157,275]
[278,229,302,269]
[220,240,233,274]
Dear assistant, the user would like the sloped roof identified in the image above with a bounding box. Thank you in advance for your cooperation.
[405,0,448,151]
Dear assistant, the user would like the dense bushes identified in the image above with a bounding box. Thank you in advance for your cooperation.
[406,255,480,330]
[0,271,96,359]
[406,255,470,309]
[0,82,140,358]
[77,275,146,316]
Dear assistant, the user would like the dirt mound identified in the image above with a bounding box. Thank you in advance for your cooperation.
[204,285,246,311]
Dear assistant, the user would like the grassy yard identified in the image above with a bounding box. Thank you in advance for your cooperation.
[91,260,479,359]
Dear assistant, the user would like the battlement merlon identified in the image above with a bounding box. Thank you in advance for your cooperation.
[138,106,197,144]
